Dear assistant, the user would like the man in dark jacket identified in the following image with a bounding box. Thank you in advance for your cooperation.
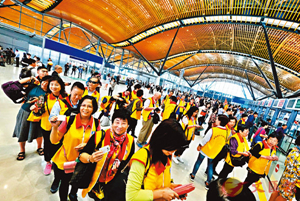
[246,111,258,141]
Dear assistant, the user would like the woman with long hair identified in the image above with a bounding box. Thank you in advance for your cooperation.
[126,118,188,201]
[31,75,67,175]
[173,106,201,164]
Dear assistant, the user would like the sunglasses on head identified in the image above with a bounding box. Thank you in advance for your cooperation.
[89,81,98,84]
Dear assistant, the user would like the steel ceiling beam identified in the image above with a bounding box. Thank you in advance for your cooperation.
[129,41,159,75]
[191,65,209,87]
[261,22,283,98]
[245,70,256,100]
[183,77,193,88]
[81,30,103,58]
[165,51,200,71]
[158,27,180,75]
[251,56,277,96]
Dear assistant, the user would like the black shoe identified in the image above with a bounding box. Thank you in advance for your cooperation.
[88,191,101,201]
[68,194,78,201]
[50,180,60,193]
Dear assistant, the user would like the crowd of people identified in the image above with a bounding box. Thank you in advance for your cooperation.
[2,51,299,201]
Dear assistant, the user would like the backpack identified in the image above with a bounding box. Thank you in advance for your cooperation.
[1,81,27,103]
[61,99,79,116]
[126,99,138,115]
[152,112,160,124]
[169,105,178,119]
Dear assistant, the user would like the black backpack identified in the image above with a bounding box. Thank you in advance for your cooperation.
[61,99,79,116]
[152,112,160,124]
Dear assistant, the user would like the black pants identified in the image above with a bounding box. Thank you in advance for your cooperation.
[218,162,234,179]
[52,163,78,201]
[98,111,105,120]
[198,116,205,125]
[108,87,113,96]
[178,112,183,121]
[16,57,19,67]
[205,145,228,174]
[296,186,300,201]
[71,70,76,75]
[174,140,191,156]
[243,169,263,188]
[42,129,61,162]
[127,117,137,137]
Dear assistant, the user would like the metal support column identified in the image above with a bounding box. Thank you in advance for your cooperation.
[251,56,276,96]
[191,65,209,87]
[67,22,72,45]
[166,51,199,71]
[19,5,22,28]
[129,41,159,75]
[261,22,282,98]
[245,70,256,100]
[158,27,180,75]
[119,49,124,74]
[40,14,44,36]
[57,19,63,65]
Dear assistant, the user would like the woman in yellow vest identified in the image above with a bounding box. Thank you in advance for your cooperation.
[126,118,187,201]
[127,89,143,138]
[173,106,200,164]
[130,84,142,101]
[78,109,135,201]
[162,96,178,120]
[49,96,99,201]
[31,76,67,175]
[243,133,279,188]
[218,124,251,179]
[190,115,229,189]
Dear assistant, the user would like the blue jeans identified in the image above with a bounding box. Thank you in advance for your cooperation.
[191,152,214,183]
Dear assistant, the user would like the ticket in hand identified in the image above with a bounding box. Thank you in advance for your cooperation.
[173,183,195,196]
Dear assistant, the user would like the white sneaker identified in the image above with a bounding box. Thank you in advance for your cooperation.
[177,157,184,163]
[172,156,179,164]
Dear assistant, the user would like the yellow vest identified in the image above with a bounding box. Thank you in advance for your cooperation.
[41,94,63,131]
[131,90,138,101]
[82,88,100,103]
[162,103,176,120]
[225,133,250,166]
[82,129,134,198]
[163,95,170,105]
[183,102,194,115]
[201,127,228,159]
[181,116,196,141]
[131,98,143,120]
[130,145,172,190]
[100,96,111,111]
[52,115,97,170]
[178,100,185,113]
[248,141,276,175]
[234,118,246,131]
[142,97,157,122]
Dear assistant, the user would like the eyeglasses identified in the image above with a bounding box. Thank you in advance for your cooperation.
[89,81,98,84]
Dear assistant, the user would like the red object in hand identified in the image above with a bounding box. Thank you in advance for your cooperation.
[173,183,195,196]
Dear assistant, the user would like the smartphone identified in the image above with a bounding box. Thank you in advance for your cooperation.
[57,115,66,121]
[98,145,110,154]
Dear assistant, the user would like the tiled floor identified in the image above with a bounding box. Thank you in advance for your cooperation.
[0,64,285,200]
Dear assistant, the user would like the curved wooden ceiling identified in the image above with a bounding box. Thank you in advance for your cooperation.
[2,0,300,94]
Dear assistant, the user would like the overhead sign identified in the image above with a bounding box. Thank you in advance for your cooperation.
[295,99,300,109]
[44,38,103,64]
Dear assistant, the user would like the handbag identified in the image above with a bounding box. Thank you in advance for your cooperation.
[101,116,110,127]
[1,81,27,103]
[63,161,77,174]
[69,130,105,189]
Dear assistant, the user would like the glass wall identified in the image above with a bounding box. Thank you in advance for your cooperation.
[193,80,263,99]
